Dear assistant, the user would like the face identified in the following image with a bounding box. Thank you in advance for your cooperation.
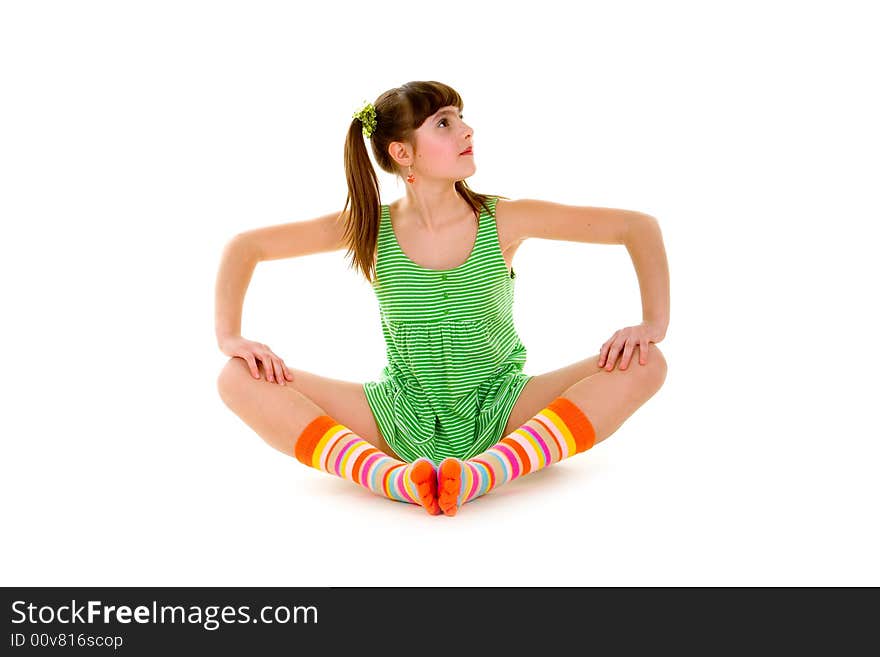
[409,105,475,182]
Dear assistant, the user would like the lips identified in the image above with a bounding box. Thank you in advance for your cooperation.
[460,147,473,155]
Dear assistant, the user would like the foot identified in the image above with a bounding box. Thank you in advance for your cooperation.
[438,458,463,516]
[408,458,441,515]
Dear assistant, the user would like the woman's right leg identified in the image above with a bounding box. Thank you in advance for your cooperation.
[216,357,439,514]
[217,357,396,458]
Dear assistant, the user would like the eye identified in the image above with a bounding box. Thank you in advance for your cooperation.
[438,114,464,127]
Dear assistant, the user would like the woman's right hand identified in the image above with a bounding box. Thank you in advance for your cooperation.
[219,336,294,385]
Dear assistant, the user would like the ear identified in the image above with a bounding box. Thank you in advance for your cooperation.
[387,140,413,167]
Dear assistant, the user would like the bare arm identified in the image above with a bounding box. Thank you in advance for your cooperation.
[214,211,346,349]
[214,236,260,349]
[625,216,670,336]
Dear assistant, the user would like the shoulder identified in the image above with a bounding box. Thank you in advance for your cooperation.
[493,196,528,247]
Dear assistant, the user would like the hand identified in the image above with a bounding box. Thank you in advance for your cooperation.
[219,335,294,385]
[597,321,665,371]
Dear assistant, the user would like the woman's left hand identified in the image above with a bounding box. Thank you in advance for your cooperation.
[598,321,666,371]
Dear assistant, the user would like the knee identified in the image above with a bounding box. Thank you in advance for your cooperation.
[217,357,249,402]
[620,343,667,390]
[642,343,668,389]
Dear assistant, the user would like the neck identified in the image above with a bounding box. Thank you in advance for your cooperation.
[397,185,470,232]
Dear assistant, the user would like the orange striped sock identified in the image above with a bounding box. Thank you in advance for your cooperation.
[438,397,596,516]
[293,415,440,515]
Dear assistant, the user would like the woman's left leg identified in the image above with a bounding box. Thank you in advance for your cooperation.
[500,353,606,437]
[437,344,668,515]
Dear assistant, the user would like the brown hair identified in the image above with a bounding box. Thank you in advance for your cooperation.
[340,80,506,284]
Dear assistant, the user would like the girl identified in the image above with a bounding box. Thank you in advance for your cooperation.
[215,80,670,517]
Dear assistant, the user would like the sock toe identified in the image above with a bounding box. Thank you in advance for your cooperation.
[410,458,441,516]
[438,458,462,517]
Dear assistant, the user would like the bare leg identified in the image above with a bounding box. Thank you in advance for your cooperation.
[217,357,440,514]
[217,358,326,458]
[559,343,668,446]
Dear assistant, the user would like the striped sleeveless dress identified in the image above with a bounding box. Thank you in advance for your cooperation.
[363,195,534,464]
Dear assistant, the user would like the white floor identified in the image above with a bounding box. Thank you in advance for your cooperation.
[4,342,877,587]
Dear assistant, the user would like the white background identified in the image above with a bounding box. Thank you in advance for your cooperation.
[2,0,877,587]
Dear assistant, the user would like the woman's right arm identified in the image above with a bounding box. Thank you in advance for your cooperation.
[215,237,292,383]
[214,211,347,381]
[215,236,260,351]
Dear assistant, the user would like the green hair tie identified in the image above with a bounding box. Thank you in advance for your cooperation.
[352,100,377,139]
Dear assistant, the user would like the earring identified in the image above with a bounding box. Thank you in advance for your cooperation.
[406,166,415,184]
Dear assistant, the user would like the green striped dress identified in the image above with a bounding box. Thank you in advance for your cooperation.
[363,195,533,464]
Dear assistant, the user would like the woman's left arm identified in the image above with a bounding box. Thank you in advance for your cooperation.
[598,216,670,370]
[498,198,669,370]
[628,215,669,337]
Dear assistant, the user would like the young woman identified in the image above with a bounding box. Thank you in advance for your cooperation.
[215,80,670,517]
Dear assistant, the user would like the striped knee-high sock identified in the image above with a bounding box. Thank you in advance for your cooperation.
[437,397,596,516]
[294,415,440,515]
